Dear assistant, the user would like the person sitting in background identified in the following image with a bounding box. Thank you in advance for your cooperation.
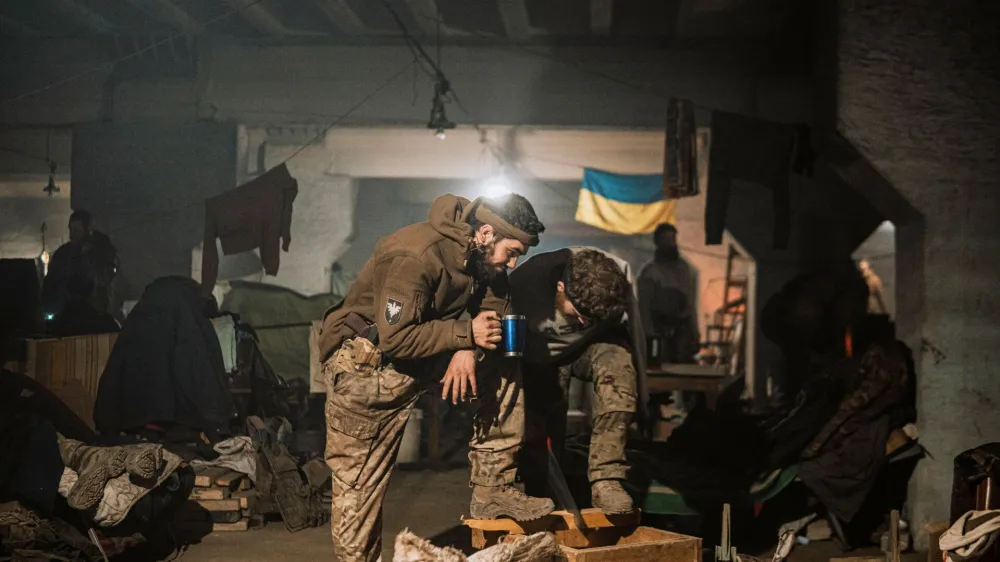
[41,210,119,324]
[637,223,700,364]
[48,274,120,338]
[760,261,870,409]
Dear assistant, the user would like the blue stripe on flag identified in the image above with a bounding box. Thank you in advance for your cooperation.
[581,169,664,205]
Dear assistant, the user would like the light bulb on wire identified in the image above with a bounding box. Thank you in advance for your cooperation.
[427,79,454,140]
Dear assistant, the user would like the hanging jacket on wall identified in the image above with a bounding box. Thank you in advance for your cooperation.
[201,163,298,291]
[704,111,813,249]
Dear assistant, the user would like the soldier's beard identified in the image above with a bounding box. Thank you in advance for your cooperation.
[468,239,498,282]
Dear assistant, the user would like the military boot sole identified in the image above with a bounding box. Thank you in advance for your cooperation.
[593,504,637,515]
[469,499,555,521]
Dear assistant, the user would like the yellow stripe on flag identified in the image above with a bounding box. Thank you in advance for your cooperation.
[575,188,676,235]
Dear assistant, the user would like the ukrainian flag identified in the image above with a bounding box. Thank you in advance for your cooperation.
[575,169,676,235]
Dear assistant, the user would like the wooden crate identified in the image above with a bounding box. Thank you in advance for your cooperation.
[464,509,642,550]
[559,527,701,562]
[24,333,118,428]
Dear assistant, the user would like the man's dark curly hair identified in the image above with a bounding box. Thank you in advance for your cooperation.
[564,249,629,322]
[472,193,546,240]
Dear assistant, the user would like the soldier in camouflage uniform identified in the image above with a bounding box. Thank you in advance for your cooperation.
[318,194,553,562]
[509,248,643,514]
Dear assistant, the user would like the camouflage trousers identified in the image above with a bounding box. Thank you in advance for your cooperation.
[323,338,525,562]
[522,340,637,496]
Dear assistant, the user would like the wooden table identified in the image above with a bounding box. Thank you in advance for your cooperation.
[645,363,730,409]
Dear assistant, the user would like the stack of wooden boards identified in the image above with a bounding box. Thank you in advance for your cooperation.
[173,466,263,533]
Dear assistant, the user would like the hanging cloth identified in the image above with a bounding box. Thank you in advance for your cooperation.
[201,163,298,291]
[704,111,813,249]
[664,97,699,199]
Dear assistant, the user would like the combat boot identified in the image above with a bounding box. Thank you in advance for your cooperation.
[470,485,555,521]
[591,480,634,514]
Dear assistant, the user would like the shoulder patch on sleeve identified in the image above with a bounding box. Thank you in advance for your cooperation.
[385,297,404,325]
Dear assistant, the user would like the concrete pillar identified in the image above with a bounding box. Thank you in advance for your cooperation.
[254,141,356,296]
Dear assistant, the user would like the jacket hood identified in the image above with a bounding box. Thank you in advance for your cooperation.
[428,194,475,248]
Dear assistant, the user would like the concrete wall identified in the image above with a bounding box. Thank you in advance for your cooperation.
[71,122,237,300]
[835,0,1000,541]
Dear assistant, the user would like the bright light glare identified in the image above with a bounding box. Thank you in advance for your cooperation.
[480,177,511,199]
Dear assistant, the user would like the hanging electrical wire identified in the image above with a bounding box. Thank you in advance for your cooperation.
[379,0,463,139]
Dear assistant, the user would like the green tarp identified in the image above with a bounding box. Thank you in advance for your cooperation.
[642,465,800,516]
[221,281,340,382]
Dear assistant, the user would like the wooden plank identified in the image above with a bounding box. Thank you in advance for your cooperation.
[49,339,67,388]
[646,376,725,395]
[463,508,640,533]
[890,510,901,562]
[215,471,246,488]
[195,499,242,512]
[25,338,38,381]
[190,487,229,500]
[560,527,701,562]
[926,520,949,562]
[646,363,727,377]
[212,519,249,532]
[231,490,258,511]
[193,467,230,487]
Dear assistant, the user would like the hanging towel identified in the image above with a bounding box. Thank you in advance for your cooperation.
[664,97,699,199]
[575,169,676,235]
[704,112,812,249]
[201,163,298,291]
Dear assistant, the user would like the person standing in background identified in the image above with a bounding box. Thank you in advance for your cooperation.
[858,258,889,315]
[40,210,120,329]
[637,223,700,363]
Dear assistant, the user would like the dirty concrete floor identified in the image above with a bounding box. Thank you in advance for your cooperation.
[174,467,915,562]
[177,467,472,562]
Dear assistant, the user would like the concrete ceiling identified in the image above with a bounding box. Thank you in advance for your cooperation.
[0,0,793,46]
